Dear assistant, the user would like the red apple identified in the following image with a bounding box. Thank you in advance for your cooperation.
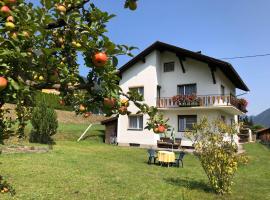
[6,15,14,22]
[1,6,11,14]
[59,100,65,106]
[154,127,160,133]
[92,52,108,67]
[121,99,129,107]
[118,106,127,115]
[79,104,86,112]
[22,31,30,37]
[39,75,44,81]
[129,0,137,10]
[5,22,15,29]
[56,4,66,13]
[84,112,91,118]
[0,77,8,92]
[58,37,64,44]
[104,98,116,108]
[10,32,17,39]
[158,125,166,133]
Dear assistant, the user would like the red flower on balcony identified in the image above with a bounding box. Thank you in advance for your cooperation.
[229,96,248,112]
[238,98,248,107]
[172,94,199,106]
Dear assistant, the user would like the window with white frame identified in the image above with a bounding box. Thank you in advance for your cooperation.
[178,115,197,132]
[128,115,143,130]
[129,86,144,97]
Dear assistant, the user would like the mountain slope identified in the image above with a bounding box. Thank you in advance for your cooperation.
[252,108,270,128]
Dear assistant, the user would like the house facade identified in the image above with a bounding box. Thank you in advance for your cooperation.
[117,41,249,147]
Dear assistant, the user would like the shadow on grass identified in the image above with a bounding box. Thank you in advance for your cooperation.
[165,177,213,193]
[83,133,105,142]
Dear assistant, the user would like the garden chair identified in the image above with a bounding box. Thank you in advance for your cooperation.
[147,149,157,164]
[174,152,185,168]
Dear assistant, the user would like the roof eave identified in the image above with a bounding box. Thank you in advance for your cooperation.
[119,41,249,92]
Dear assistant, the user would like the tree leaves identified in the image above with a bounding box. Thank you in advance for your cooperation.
[9,78,19,90]
[0,0,166,139]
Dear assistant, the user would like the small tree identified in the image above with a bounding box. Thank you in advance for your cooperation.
[186,117,247,195]
[29,98,58,144]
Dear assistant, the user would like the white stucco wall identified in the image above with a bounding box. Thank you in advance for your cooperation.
[117,51,159,146]
[117,50,239,147]
[160,109,238,146]
[215,68,236,96]
[159,51,219,97]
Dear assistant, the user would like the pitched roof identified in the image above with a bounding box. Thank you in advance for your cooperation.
[256,127,270,134]
[101,116,118,125]
[119,41,249,91]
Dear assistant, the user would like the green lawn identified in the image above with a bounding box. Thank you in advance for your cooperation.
[0,125,269,200]
[20,123,105,142]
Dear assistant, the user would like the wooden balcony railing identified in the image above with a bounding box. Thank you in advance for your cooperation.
[156,95,247,113]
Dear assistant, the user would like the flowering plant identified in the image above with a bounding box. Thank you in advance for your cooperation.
[172,94,199,105]
[238,98,248,108]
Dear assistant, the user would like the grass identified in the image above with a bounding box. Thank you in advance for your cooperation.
[55,123,105,141]
[16,123,105,142]
[0,125,269,200]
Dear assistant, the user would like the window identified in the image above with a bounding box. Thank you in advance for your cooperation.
[128,115,143,130]
[178,115,197,132]
[221,85,225,96]
[157,85,161,99]
[129,87,144,97]
[177,84,197,95]
[164,62,175,72]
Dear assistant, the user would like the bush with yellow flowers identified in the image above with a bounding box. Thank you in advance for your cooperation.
[186,117,248,195]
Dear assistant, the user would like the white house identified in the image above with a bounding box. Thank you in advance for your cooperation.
[117,41,249,148]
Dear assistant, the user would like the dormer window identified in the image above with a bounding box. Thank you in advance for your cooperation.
[164,62,175,72]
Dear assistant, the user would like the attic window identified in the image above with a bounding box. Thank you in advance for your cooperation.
[164,62,175,72]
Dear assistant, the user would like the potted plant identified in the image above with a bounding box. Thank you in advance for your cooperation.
[237,98,248,112]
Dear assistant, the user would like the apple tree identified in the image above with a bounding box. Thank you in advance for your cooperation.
[0,0,168,142]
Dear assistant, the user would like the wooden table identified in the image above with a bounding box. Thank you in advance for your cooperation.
[157,151,176,167]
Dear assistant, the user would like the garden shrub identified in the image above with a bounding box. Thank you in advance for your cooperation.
[186,117,248,194]
[29,98,58,144]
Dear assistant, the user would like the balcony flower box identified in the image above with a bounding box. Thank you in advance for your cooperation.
[230,97,248,113]
[237,98,248,113]
[172,95,200,107]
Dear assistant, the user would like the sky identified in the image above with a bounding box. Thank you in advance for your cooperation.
[34,0,270,116]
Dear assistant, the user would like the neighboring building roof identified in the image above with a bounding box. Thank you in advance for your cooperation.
[119,41,249,91]
[101,117,118,125]
[256,128,270,134]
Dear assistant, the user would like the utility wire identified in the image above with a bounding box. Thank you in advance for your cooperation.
[220,53,270,60]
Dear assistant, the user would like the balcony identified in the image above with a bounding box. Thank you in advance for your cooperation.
[156,95,247,114]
